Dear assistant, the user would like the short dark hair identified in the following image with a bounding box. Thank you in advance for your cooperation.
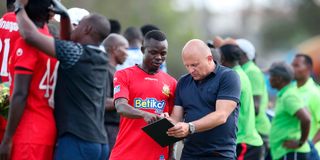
[269,61,294,82]
[25,0,51,23]
[140,24,160,36]
[109,19,121,34]
[87,14,110,43]
[219,44,243,62]
[123,27,143,42]
[295,54,313,68]
[144,30,166,42]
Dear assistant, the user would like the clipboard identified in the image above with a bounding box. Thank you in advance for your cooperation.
[142,118,183,147]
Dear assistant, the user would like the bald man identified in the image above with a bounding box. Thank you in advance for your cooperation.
[102,34,128,153]
[167,39,241,160]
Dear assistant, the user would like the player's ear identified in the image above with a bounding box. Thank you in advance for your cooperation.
[141,46,145,54]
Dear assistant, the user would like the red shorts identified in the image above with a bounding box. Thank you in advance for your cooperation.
[11,143,54,160]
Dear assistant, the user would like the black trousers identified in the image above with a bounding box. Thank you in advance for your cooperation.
[279,152,309,160]
[236,143,263,160]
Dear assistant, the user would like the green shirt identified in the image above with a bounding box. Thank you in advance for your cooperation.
[270,85,310,160]
[295,78,320,153]
[242,61,271,135]
[233,65,263,146]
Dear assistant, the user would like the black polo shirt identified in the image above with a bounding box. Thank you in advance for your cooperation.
[175,63,241,159]
[54,39,108,144]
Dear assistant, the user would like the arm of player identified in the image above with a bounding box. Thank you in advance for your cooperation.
[0,74,32,160]
[283,108,311,149]
[167,100,237,138]
[105,98,115,111]
[115,98,161,123]
[253,95,261,116]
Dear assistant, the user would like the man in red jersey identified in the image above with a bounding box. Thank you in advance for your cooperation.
[0,0,20,143]
[0,0,20,83]
[109,30,177,160]
[0,0,58,159]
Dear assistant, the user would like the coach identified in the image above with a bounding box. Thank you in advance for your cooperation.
[167,39,241,160]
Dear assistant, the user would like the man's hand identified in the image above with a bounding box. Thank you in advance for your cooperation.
[0,140,12,160]
[49,0,68,17]
[167,122,189,138]
[142,112,160,124]
[283,140,301,149]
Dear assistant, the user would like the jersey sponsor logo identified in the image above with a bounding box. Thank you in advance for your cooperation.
[162,84,170,97]
[0,18,18,32]
[134,98,166,113]
[114,85,120,94]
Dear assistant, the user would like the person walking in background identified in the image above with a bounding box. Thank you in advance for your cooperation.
[269,61,311,160]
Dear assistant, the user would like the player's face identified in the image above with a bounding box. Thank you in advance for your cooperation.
[142,39,168,72]
[269,74,280,89]
[183,53,213,81]
[115,43,129,65]
[292,57,309,80]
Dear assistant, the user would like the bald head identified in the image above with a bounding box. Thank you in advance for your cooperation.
[103,33,128,51]
[182,39,212,59]
[103,33,129,66]
[181,39,215,80]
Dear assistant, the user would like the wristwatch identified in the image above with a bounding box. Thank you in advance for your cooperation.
[188,122,196,134]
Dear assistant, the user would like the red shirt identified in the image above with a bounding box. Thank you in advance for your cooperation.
[9,27,58,145]
[0,12,20,83]
[110,65,177,160]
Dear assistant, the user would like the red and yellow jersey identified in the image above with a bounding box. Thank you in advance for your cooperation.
[110,65,177,160]
[9,27,58,145]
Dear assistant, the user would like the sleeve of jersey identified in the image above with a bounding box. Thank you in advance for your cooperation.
[13,40,37,75]
[284,93,304,116]
[113,70,129,100]
[217,70,241,103]
[54,39,83,69]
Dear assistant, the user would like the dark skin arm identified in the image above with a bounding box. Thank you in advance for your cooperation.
[283,108,311,149]
[115,98,160,123]
[15,0,70,57]
[0,74,33,160]
[253,95,261,116]
[312,129,320,144]
[105,98,115,111]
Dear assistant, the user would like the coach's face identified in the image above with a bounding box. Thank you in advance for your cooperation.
[142,38,168,72]
[182,51,213,81]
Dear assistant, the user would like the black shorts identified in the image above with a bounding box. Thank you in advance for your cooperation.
[236,143,263,160]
